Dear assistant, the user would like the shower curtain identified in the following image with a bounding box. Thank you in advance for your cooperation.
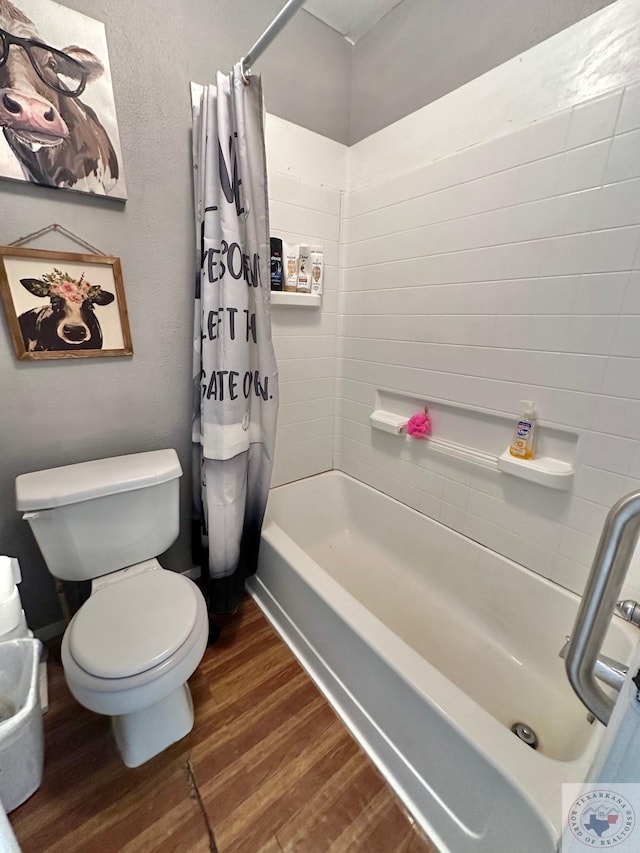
[191,67,278,616]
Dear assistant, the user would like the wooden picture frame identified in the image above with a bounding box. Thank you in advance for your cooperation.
[0,246,133,360]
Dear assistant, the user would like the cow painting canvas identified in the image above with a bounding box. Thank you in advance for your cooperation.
[0,0,126,198]
[0,246,132,359]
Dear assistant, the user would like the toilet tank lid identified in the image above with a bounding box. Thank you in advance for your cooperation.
[16,449,183,511]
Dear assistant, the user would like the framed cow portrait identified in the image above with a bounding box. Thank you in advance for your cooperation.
[0,0,127,198]
[0,245,133,359]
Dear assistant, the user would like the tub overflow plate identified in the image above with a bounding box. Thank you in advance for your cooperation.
[511,722,538,749]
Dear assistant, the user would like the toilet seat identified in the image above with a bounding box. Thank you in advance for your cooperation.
[61,572,209,717]
[69,570,198,679]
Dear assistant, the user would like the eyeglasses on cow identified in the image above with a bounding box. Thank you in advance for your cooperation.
[0,28,88,97]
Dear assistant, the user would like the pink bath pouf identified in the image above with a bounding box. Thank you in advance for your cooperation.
[406,412,432,438]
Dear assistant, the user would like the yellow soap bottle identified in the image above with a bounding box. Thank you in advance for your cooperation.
[509,401,536,460]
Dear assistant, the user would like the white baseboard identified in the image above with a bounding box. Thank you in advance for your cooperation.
[182,566,202,581]
[34,620,66,642]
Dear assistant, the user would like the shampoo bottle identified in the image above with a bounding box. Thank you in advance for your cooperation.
[283,243,299,292]
[509,401,537,459]
[270,237,283,291]
[310,246,324,295]
[297,244,311,293]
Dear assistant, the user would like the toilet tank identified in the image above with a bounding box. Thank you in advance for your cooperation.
[16,450,183,582]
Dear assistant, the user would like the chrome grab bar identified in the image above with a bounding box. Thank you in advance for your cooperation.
[565,490,640,725]
[559,637,628,691]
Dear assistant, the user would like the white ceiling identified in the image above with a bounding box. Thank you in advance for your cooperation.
[304,0,406,44]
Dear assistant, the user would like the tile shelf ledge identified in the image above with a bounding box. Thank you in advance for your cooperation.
[497,450,574,490]
[270,292,321,307]
[369,409,575,491]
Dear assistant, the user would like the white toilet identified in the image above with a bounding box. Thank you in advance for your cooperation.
[15,449,209,768]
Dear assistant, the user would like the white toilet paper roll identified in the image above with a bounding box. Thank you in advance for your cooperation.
[0,559,13,600]
[0,556,21,598]
[0,587,22,637]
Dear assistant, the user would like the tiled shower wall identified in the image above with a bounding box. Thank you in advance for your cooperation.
[266,116,345,487]
[337,84,640,598]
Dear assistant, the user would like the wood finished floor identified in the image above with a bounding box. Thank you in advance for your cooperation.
[10,597,436,853]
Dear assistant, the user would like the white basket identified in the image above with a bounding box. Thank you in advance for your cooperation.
[0,639,43,812]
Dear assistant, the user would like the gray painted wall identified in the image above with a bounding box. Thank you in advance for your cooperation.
[0,0,350,631]
[349,0,617,143]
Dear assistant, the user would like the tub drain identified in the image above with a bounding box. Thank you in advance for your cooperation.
[511,722,538,749]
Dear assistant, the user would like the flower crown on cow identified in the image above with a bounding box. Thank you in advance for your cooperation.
[30,268,104,304]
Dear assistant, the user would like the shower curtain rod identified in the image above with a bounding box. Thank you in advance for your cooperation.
[240,0,307,81]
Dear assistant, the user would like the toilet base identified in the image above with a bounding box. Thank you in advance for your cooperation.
[111,683,194,767]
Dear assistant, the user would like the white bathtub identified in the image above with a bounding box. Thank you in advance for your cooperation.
[247,471,637,853]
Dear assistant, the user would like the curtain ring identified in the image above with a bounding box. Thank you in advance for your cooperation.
[240,57,252,85]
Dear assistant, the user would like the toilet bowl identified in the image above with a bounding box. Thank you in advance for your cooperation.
[16,449,209,767]
[61,561,208,766]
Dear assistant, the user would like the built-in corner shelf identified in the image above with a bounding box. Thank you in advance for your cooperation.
[271,291,321,307]
[369,391,577,492]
